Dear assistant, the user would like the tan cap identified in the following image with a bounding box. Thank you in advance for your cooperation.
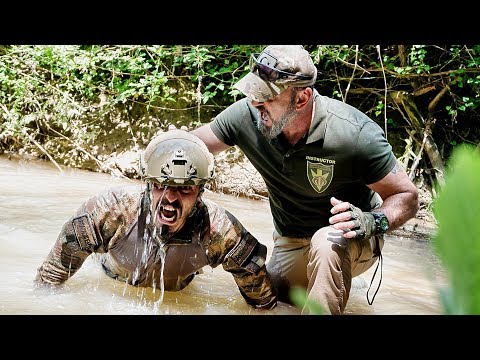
[234,45,317,102]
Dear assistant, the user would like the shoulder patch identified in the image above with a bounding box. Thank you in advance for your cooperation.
[72,214,101,252]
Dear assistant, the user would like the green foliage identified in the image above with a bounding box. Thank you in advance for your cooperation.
[432,144,480,314]
[0,45,259,162]
[1,44,480,175]
[408,45,431,74]
[289,287,325,315]
[374,100,384,117]
[447,46,480,116]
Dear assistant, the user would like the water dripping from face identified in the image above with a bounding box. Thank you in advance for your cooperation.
[151,184,200,236]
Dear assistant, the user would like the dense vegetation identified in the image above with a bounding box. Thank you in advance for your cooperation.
[1,45,479,198]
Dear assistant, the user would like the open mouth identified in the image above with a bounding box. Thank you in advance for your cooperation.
[158,204,179,224]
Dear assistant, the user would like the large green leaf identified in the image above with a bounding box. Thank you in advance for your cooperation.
[289,287,325,315]
[433,144,480,314]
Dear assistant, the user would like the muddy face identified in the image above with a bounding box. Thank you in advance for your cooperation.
[152,184,201,235]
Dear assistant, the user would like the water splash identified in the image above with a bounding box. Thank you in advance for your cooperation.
[133,183,168,311]
[151,189,167,309]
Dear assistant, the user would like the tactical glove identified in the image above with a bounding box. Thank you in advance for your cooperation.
[348,204,376,240]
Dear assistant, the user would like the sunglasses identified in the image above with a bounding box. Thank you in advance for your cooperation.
[249,53,313,83]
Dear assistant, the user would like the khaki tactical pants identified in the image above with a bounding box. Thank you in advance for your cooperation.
[266,226,384,315]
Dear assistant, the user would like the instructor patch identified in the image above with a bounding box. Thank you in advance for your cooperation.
[307,160,334,193]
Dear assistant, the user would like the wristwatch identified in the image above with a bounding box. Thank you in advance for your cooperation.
[371,211,390,234]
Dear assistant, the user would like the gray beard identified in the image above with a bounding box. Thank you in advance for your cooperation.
[256,105,297,140]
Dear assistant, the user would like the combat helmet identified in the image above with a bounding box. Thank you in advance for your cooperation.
[140,126,215,186]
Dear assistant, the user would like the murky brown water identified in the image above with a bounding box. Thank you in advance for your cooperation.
[0,155,448,315]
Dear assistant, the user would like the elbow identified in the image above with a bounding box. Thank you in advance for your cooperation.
[410,186,420,218]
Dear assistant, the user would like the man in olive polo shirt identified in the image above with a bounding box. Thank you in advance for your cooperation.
[192,45,419,315]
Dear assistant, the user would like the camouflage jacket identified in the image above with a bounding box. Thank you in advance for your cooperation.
[35,185,277,310]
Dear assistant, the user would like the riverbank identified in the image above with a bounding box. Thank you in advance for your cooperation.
[6,147,438,240]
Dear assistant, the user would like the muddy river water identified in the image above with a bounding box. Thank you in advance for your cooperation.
[0,155,448,315]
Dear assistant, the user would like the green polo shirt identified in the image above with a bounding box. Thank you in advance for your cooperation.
[210,91,397,237]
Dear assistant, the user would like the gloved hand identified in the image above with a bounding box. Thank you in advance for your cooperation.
[348,204,376,240]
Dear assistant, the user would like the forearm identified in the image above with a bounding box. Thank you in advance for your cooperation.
[232,266,278,310]
[368,165,420,232]
[206,201,277,309]
[223,237,277,309]
[377,190,419,231]
[35,219,90,285]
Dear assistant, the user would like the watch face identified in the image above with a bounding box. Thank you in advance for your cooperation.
[373,212,389,233]
[379,217,389,231]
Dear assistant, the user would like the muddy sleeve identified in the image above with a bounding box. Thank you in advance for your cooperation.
[34,203,102,285]
[34,187,137,286]
[205,201,277,310]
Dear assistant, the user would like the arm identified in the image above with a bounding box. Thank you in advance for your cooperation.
[222,231,277,310]
[191,124,231,154]
[330,120,418,239]
[367,161,419,231]
[35,187,137,286]
[202,200,277,309]
[330,161,419,239]
[34,210,98,286]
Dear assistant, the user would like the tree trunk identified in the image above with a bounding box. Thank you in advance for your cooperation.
[390,91,445,186]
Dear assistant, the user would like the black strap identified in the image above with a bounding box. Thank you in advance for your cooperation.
[366,249,383,305]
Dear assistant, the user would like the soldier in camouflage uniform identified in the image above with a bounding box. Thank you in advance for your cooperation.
[35,127,277,310]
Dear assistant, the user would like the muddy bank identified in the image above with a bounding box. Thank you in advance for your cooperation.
[6,146,438,241]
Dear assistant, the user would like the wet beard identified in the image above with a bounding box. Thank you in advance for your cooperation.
[155,222,180,246]
[257,103,297,140]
